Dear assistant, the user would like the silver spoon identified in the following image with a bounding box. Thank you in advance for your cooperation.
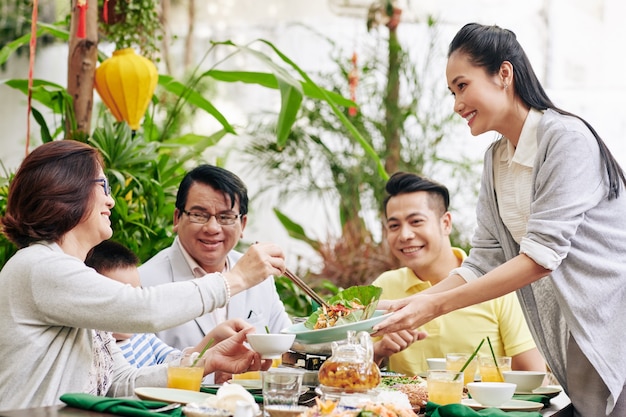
[151,402,182,413]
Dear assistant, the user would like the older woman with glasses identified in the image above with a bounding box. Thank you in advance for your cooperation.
[0,140,285,411]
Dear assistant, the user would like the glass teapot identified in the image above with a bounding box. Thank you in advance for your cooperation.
[318,330,381,392]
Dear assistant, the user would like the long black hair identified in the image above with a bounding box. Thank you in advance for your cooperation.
[449,23,625,199]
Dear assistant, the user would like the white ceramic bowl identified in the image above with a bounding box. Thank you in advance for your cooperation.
[467,382,516,407]
[246,333,296,359]
[426,358,446,370]
[502,370,546,393]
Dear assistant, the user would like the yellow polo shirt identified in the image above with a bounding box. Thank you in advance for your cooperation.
[372,248,537,376]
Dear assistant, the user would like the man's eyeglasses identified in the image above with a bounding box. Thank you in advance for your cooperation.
[182,210,242,226]
[92,178,112,197]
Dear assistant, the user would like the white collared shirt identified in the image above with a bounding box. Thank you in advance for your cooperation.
[176,237,228,323]
[494,108,543,243]
[452,108,560,282]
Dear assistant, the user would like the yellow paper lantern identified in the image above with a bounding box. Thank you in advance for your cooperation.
[94,48,158,130]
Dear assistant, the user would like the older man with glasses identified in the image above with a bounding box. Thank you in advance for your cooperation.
[139,164,292,382]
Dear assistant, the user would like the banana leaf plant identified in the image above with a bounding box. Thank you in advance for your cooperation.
[0,22,388,271]
[0,23,386,180]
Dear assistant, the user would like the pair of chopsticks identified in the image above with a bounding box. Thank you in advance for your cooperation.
[284,268,332,310]
[251,240,330,310]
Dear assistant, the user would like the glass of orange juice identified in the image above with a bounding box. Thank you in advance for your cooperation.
[478,355,511,382]
[166,352,205,391]
[427,370,464,405]
[446,353,477,386]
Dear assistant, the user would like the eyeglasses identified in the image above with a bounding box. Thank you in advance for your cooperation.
[182,210,242,226]
[92,178,112,197]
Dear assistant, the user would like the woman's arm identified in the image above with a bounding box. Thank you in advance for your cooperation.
[373,254,550,335]
[107,338,168,397]
[511,348,547,372]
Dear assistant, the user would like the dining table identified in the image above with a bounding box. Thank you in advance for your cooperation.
[0,390,573,417]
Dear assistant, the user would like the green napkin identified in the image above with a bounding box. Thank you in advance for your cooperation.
[60,393,183,417]
[425,401,542,417]
[512,394,551,406]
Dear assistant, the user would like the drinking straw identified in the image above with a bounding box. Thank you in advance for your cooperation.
[265,325,270,334]
[486,336,503,380]
[454,337,485,381]
[192,337,214,367]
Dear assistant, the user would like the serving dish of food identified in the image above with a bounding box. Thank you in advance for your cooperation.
[281,286,390,344]
[282,311,391,344]
[306,286,382,329]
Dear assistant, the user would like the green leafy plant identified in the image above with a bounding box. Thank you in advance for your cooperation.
[88,118,181,261]
[0,165,16,266]
[243,19,478,288]
[304,285,382,329]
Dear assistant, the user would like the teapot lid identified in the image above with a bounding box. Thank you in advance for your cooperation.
[329,330,374,362]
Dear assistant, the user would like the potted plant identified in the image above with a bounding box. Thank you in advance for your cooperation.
[98,0,162,58]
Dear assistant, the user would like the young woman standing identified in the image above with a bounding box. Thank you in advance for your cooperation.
[374,23,626,417]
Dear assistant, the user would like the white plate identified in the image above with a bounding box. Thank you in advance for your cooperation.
[281,310,393,343]
[134,387,215,404]
[462,398,544,412]
[515,385,562,398]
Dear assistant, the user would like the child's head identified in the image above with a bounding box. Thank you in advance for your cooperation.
[86,240,141,341]
[85,240,141,288]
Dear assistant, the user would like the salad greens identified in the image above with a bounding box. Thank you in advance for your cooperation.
[304,285,382,330]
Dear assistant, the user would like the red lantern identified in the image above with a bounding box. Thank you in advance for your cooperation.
[94,48,158,130]
[348,52,358,117]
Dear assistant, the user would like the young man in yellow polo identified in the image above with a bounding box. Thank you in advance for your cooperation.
[372,172,546,376]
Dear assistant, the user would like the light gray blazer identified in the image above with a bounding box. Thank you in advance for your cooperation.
[139,241,292,350]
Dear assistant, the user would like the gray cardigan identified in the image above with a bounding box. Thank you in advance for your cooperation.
[462,109,626,409]
[0,242,229,411]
